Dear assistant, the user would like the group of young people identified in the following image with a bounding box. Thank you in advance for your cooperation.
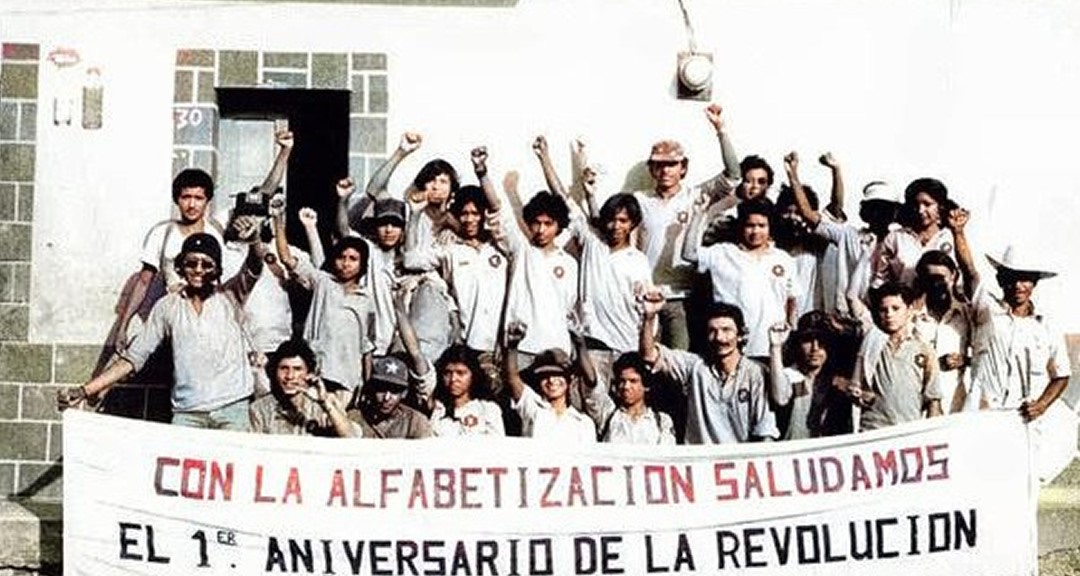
[57,104,1074,482]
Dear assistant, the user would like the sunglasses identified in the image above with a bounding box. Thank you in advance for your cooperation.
[182,258,216,271]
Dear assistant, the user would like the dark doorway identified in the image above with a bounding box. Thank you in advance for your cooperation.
[216,87,350,253]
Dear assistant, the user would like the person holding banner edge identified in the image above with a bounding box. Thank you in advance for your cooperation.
[58,222,266,430]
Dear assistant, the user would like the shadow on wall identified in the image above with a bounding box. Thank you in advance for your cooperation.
[11,463,63,574]
[621,161,653,193]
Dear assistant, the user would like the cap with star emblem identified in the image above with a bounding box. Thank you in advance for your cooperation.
[369,355,409,389]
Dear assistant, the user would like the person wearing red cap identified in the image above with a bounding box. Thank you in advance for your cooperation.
[633,104,744,350]
[59,219,267,430]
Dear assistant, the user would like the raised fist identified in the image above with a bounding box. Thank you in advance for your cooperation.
[335,178,355,200]
[532,135,549,158]
[399,132,422,154]
[471,146,489,177]
[505,320,528,347]
[298,207,318,227]
[704,103,724,132]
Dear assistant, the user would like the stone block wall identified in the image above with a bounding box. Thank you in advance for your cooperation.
[172,48,389,193]
[0,42,62,503]
[0,44,392,503]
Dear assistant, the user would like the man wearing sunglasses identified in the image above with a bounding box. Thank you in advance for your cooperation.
[59,218,267,430]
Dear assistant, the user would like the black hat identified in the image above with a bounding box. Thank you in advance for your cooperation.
[178,233,222,271]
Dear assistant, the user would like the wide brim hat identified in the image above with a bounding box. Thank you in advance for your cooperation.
[789,311,836,344]
[986,245,1057,280]
[520,348,573,383]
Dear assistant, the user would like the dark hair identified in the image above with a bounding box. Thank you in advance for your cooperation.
[904,177,948,206]
[773,184,828,253]
[736,196,777,234]
[172,168,215,202]
[598,193,643,229]
[915,249,958,278]
[449,185,490,216]
[868,281,915,318]
[322,236,370,279]
[899,177,957,229]
[433,345,492,419]
[267,338,318,382]
[704,302,747,336]
[776,183,819,211]
[413,159,460,196]
[266,338,318,406]
[740,155,774,186]
[522,191,570,231]
[612,352,652,388]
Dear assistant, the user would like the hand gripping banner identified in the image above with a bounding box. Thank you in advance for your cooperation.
[63,410,1038,575]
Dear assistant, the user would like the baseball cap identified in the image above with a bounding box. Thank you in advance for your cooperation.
[648,140,685,163]
[371,198,406,226]
[369,355,409,389]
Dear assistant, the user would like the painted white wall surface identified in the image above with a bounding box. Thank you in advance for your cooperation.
[1,0,1078,342]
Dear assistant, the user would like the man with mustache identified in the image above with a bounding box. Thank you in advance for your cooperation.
[971,244,1073,484]
[59,220,266,429]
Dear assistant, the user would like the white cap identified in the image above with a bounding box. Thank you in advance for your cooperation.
[861,181,900,204]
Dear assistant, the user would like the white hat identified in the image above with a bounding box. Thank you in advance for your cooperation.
[986,245,1057,280]
[861,181,900,204]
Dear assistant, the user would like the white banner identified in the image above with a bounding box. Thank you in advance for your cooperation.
[63,410,1038,575]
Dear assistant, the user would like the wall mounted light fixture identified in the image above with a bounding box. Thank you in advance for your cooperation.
[674,0,712,101]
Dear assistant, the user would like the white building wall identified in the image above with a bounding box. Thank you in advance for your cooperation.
[1,0,1077,342]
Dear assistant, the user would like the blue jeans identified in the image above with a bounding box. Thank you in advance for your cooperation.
[171,397,251,431]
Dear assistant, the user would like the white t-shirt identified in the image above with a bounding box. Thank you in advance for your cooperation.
[872,227,956,289]
[570,213,651,353]
[243,243,309,353]
[405,236,508,353]
[814,215,875,315]
[430,399,505,437]
[513,385,597,443]
[498,210,578,355]
[139,219,233,290]
[634,188,697,296]
[697,243,800,357]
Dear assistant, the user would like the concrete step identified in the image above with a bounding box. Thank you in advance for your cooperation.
[0,501,60,576]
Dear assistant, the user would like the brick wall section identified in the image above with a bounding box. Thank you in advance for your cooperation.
[1,46,391,502]
[172,48,389,193]
[0,42,58,503]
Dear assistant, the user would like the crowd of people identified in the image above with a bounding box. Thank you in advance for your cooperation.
[56,104,1074,483]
